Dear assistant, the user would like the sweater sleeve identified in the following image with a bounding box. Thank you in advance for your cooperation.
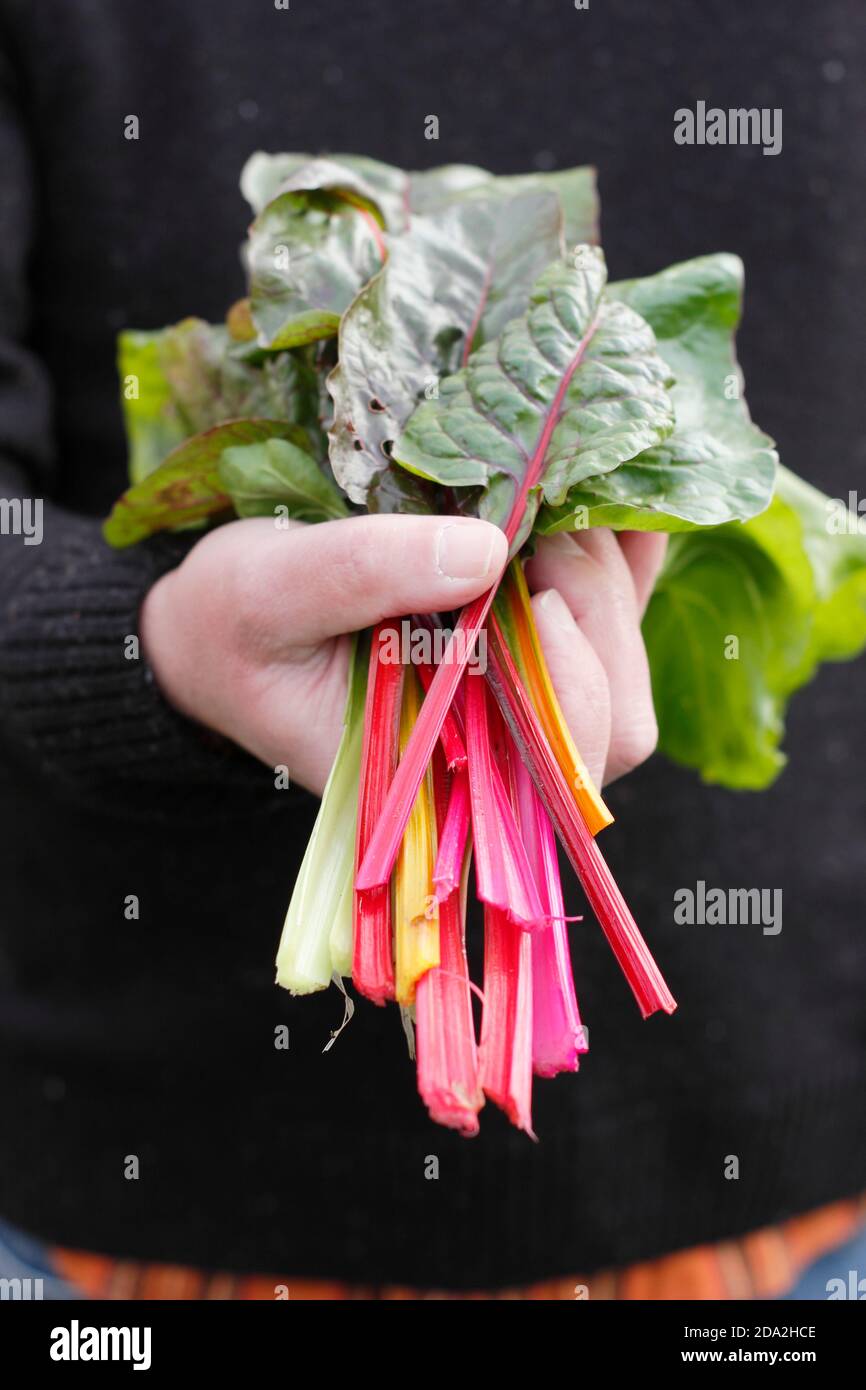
[0,28,275,818]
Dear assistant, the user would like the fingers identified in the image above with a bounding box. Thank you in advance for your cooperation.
[617,530,669,616]
[226,514,508,651]
[525,531,658,783]
[530,588,611,788]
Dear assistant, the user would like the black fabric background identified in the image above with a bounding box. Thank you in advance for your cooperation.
[0,0,863,1286]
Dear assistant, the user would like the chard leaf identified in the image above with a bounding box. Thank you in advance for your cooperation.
[241,151,411,228]
[218,437,349,522]
[118,331,188,484]
[119,319,324,483]
[239,152,598,241]
[644,476,866,789]
[774,465,866,660]
[246,164,387,350]
[103,419,301,547]
[537,254,777,533]
[459,165,599,247]
[328,191,564,505]
[393,247,675,548]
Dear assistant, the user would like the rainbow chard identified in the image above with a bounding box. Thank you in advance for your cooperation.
[356,247,675,890]
[513,755,587,1077]
[415,750,483,1135]
[485,612,676,1019]
[432,766,471,904]
[352,624,404,1005]
[464,674,546,929]
[104,150,866,1136]
[276,634,366,993]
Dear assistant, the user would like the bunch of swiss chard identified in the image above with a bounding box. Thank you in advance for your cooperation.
[105,153,866,1136]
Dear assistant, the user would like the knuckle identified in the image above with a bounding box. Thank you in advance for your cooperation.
[615,710,659,772]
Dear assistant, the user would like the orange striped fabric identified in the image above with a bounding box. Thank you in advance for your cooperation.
[50,1193,866,1301]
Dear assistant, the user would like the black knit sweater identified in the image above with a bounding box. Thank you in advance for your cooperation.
[0,0,864,1288]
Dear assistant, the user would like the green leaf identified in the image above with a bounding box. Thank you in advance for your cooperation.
[472,166,599,247]
[239,152,598,243]
[118,331,191,484]
[536,254,777,533]
[241,151,410,229]
[644,472,866,789]
[118,319,324,483]
[328,191,565,505]
[241,151,497,232]
[393,247,675,547]
[218,437,349,522]
[246,162,387,350]
[102,418,301,547]
[774,465,866,660]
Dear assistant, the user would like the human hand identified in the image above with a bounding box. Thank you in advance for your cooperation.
[525,529,667,787]
[140,514,508,795]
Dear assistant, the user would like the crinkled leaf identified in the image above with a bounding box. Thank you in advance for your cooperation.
[464,165,598,247]
[218,436,349,522]
[644,475,866,789]
[242,152,496,232]
[119,319,323,483]
[241,151,410,229]
[246,164,386,350]
[103,418,301,547]
[537,255,777,533]
[394,247,675,548]
[328,191,564,505]
[239,152,598,243]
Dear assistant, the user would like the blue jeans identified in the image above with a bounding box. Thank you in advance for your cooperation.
[0,1217,79,1299]
[782,1223,866,1301]
[1,1213,865,1300]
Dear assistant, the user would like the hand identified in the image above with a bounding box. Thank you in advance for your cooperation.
[525,529,667,787]
[140,514,508,795]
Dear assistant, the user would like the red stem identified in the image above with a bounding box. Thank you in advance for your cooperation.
[351,623,403,1003]
[484,613,676,1020]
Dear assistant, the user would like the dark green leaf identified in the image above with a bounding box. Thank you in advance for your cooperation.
[537,255,777,533]
[246,161,387,349]
[328,191,565,505]
[393,247,675,548]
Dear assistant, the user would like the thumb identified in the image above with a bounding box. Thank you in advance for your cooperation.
[259,514,508,645]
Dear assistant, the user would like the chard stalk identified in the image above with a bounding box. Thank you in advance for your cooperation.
[352,623,404,1004]
[485,612,677,1020]
[478,902,535,1136]
[275,634,366,993]
[432,765,471,903]
[415,750,483,1134]
[496,561,613,836]
[394,670,440,1004]
[513,755,587,1076]
[464,673,546,928]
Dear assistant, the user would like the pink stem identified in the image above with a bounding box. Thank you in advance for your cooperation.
[415,752,483,1135]
[464,674,546,928]
[514,756,587,1076]
[432,766,471,903]
[485,613,677,1020]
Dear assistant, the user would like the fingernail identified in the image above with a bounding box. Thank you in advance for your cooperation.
[536,588,576,632]
[436,521,504,581]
